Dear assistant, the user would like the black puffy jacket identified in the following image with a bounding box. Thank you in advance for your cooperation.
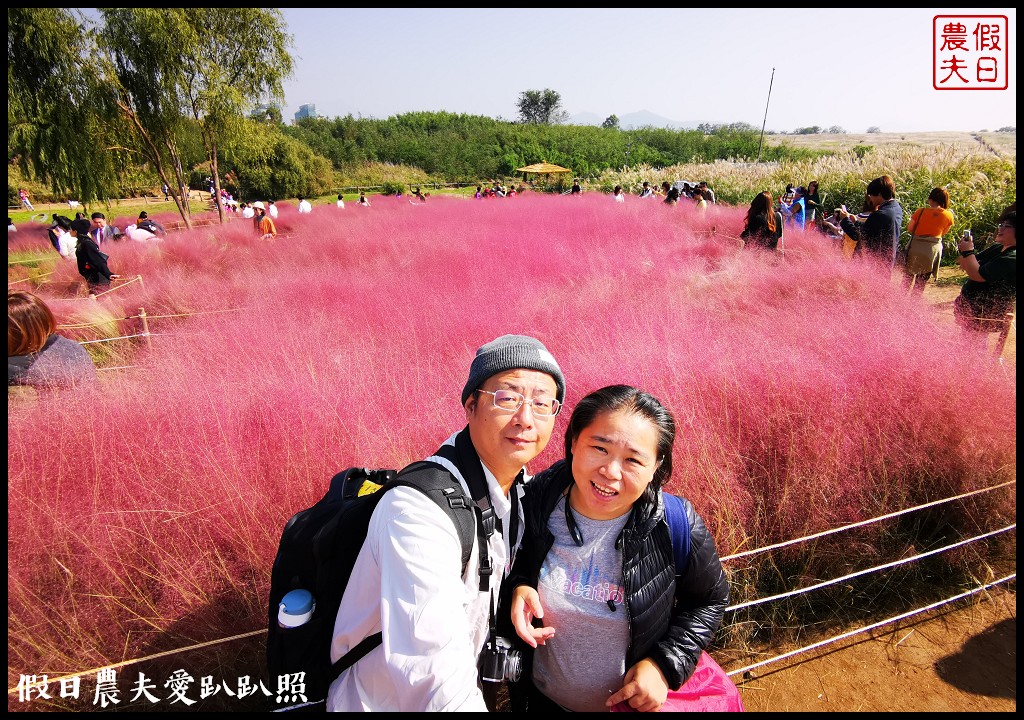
[503,460,729,698]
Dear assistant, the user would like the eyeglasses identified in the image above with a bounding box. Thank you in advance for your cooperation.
[477,389,561,417]
[998,222,1013,229]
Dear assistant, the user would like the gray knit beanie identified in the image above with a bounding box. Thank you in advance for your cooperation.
[461,334,566,405]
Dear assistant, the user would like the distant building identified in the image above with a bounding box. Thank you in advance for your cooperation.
[294,104,317,122]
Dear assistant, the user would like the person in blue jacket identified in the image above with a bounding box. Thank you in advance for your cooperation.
[837,175,904,269]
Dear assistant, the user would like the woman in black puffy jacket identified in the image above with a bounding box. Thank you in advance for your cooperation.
[504,385,730,712]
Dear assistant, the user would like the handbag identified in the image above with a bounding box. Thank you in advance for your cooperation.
[611,651,746,712]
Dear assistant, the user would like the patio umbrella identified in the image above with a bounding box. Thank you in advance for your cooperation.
[515,162,572,185]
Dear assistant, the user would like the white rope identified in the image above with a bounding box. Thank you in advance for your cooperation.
[726,573,1016,678]
[720,479,1016,561]
[726,524,1015,611]
[78,333,161,345]
[8,630,266,694]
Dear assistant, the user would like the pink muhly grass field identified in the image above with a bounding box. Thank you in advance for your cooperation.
[7,193,1015,694]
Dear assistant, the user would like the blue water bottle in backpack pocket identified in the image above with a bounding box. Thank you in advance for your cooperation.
[278,589,316,629]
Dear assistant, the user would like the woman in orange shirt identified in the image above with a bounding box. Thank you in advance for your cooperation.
[903,187,955,294]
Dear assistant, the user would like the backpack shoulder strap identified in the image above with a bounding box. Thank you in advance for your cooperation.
[662,493,691,575]
[330,456,482,681]
[392,457,478,578]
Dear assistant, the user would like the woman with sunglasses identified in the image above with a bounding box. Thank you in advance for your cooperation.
[953,208,1016,335]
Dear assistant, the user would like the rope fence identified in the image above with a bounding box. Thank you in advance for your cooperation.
[719,479,1015,561]
[725,573,1015,679]
[725,524,1014,612]
[8,270,56,285]
[7,482,1014,695]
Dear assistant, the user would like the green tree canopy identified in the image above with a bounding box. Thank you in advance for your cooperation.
[517,89,569,125]
[8,8,122,204]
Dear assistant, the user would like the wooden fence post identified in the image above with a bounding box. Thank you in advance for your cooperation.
[138,307,153,351]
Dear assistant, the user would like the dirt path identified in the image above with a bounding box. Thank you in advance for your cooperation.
[729,266,1016,712]
[730,588,1015,711]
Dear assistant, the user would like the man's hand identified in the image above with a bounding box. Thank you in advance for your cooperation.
[510,585,555,648]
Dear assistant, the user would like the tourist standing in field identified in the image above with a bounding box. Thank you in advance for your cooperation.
[780,186,806,230]
[8,290,97,389]
[613,185,625,203]
[505,385,730,712]
[740,191,784,252]
[90,212,116,247]
[71,219,118,293]
[693,188,709,213]
[298,196,313,213]
[257,205,277,240]
[19,188,34,211]
[953,210,1016,336]
[357,192,370,207]
[803,181,822,223]
[328,335,566,711]
[268,200,279,219]
[903,187,955,294]
[698,181,716,204]
[47,214,72,254]
[837,175,903,269]
[570,179,582,195]
[336,194,345,209]
[639,181,655,199]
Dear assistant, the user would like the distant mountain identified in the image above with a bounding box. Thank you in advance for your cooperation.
[569,109,699,130]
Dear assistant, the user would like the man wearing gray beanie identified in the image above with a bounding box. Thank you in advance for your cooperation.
[330,334,565,712]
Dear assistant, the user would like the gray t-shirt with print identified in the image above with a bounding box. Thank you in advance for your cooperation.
[532,495,630,712]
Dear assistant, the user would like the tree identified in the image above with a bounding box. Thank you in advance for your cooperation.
[827,125,847,134]
[866,126,882,133]
[178,9,293,223]
[601,114,620,130]
[99,9,294,226]
[516,89,569,125]
[7,9,122,204]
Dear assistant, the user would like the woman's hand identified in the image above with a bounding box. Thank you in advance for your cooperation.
[510,585,555,648]
[607,658,669,712]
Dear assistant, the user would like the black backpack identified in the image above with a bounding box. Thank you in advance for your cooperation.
[266,445,495,705]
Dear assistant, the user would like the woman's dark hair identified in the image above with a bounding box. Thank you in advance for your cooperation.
[564,385,676,505]
[1000,211,1016,230]
[744,191,776,234]
[927,187,949,208]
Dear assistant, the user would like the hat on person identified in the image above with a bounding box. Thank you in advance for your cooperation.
[252,201,265,210]
[795,186,806,196]
[70,218,92,235]
[462,334,565,405]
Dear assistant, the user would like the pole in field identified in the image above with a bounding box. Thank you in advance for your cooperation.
[757,68,775,165]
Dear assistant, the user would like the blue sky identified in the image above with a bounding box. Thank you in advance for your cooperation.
[276,8,1016,132]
